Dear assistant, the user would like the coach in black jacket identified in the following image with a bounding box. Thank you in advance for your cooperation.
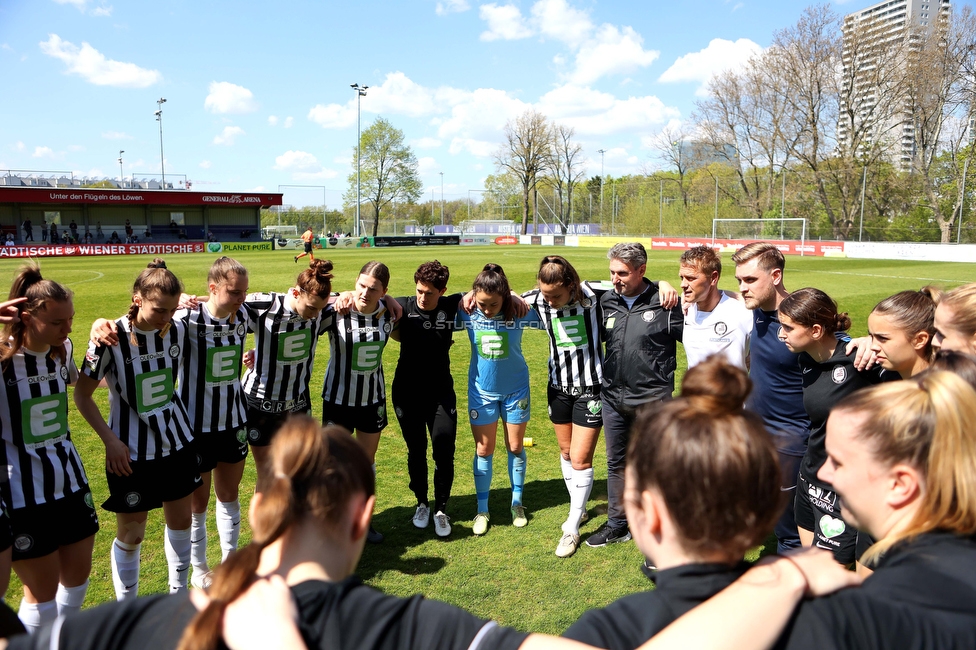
[586,242,683,549]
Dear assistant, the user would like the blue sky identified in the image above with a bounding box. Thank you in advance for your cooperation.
[2,0,972,209]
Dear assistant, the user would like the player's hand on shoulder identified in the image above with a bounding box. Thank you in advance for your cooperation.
[383,295,403,322]
[461,290,476,314]
[90,318,119,346]
[333,291,355,315]
[658,281,679,309]
[846,336,878,370]
[243,349,256,370]
[511,292,529,318]
[0,297,26,324]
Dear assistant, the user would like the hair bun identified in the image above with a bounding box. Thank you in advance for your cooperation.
[680,355,751,413]
[483,263,503,274]
[147,258,167,269]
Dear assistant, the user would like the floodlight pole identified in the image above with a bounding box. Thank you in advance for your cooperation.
[156,98,167,188]
[597,149,606,218]
[118,150,125,186]
[351,83,368,237]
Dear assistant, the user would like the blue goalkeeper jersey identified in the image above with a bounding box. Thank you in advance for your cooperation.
[457,308,539,397]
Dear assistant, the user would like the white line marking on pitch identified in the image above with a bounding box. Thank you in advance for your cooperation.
[65,271,105,286]
[807,270,967,284]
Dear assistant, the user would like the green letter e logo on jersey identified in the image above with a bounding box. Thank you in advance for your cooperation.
[278,330,312,363]
[21,393,68,448]
[476,331,509,360]
[135,369,174,414]
[552,315,588,348]
[206,347,242,383]
[352,341,385,373]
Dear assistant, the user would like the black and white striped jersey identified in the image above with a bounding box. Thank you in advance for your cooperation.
[176,303,249,433]
[240,292,333,411]
[82,318,194,461]
[0,339,89,509]
[322,307,393,407]
[522,281,605,390]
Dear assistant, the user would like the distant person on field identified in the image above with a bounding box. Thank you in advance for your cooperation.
[22,219,32,242]
[294,227,315,264]
[40,220,47,243]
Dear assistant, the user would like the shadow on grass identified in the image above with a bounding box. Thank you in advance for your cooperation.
[357,477,608,581]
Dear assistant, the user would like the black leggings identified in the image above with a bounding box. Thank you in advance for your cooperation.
[393,391,457,513]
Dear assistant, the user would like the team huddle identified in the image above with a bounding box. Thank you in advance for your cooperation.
[1,241,976,650]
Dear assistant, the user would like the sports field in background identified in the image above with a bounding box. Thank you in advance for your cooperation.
[0,246,970,634]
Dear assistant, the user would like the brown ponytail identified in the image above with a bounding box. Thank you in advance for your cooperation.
[296,259,334,299]
[472,263,515,322]
[177,415,374,650]
[128,258,182,344]
[2,263,72,364]
[537,255,582,305]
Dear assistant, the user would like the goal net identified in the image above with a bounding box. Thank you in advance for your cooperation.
[712,218,807,254]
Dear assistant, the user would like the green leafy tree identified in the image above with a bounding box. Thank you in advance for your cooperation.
[344,117,423,237]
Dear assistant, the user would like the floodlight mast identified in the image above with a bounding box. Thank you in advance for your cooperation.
[351,84,368,237]
[156,97,167,188]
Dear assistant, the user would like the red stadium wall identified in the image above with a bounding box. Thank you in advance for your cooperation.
[0,242,205,258]
[650,237,845,257]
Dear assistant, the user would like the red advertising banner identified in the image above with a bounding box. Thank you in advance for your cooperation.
[0,243,205,258]
[650,237,845,257]
[494,236,519,245]
[0,187,282,207]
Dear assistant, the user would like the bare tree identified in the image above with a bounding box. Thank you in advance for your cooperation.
[651,125,693,207]
[905,6,976,242]
[494,110,552,234]
[545,123,586,225]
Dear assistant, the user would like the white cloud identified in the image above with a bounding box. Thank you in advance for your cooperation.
[658,38,763,95]
[537,84,680,136]
[309,72,452,128]
[13,142,26,152]
[213,126,245,146]
[284,116,293,128]
[732,2,744,11]
[412,137,443,149]
[418,157,439,175]
[268,115,279,126]
[274,150,320,171]
[436,0,470,15]
[39,34,160,87]
[101,130,131,140]
[570,25,658,85]
[308,102,356,129]
[479,4,532,41]
[199,160,212,169]
[531,0,593,47]
[91,5,112,16]
[32,146,57,159]
[438,88,528,156]
[204,81,258,114]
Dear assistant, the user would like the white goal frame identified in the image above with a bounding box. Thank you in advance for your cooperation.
[711,218,808,256]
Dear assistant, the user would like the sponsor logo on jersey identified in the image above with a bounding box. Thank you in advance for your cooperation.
[475,331,509,360]
[84,491,95,509]
[641,311,656,323]
[21,393,69,449]
[516,398,528,411]
[236,429,247,444]
[206,347,242,383]
[552,315,588,348]
[13,534,33,552]
[581,298,592,308]
[60,365,68,380]
[237,324,246,337]
[819,515,846,539]
[423,321,432,330]
[125,492,142,507]
[352,341,385,373]
[713,321,728,336]
[586,399,602,415]
[436,311,446,321]
[377,405,386,420]
[831,365,848,384]
[169,345,180,358]
[394,406,403,418]
[248,428,261,442]
[470,409,479,420]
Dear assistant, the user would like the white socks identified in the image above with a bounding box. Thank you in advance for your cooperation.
[215,500,241,561]
[18,598,57,634]
[190,512,209,573]
[564,467,594,535]
[56,580,89,617]
[111,539,141,601]
[560,456,573,491]
[164,526,192,593]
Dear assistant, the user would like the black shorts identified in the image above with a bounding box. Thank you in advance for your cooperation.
[10,488,100,561]
[244,400,311,447]
[795,469,858,565]
[103,449,201,513]
[547,385,604,428]
[304,242,313,254]
[194,426,249,472]
[323,401,387,434]
[0,509,11,553]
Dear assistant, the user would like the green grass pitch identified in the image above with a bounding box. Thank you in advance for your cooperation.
[0,246,970,633]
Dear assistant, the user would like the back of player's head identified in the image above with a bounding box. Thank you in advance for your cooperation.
[3,263,72,363]
[178,415,374,650]
[127,258,182,322]
[538,255,582,301]
[628,356,781,560]
[871,288,937,358]
[937,282,976,341]
[607,242,646,269]
[731,242,785,273]
[834,372,976,561]
[923,349,976,390]
[359,260,390,290]
[207,256,247,285]
[680,245,722,277]
[414,260,450,291]
[778,287,851,335]
[296,259,335,299]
